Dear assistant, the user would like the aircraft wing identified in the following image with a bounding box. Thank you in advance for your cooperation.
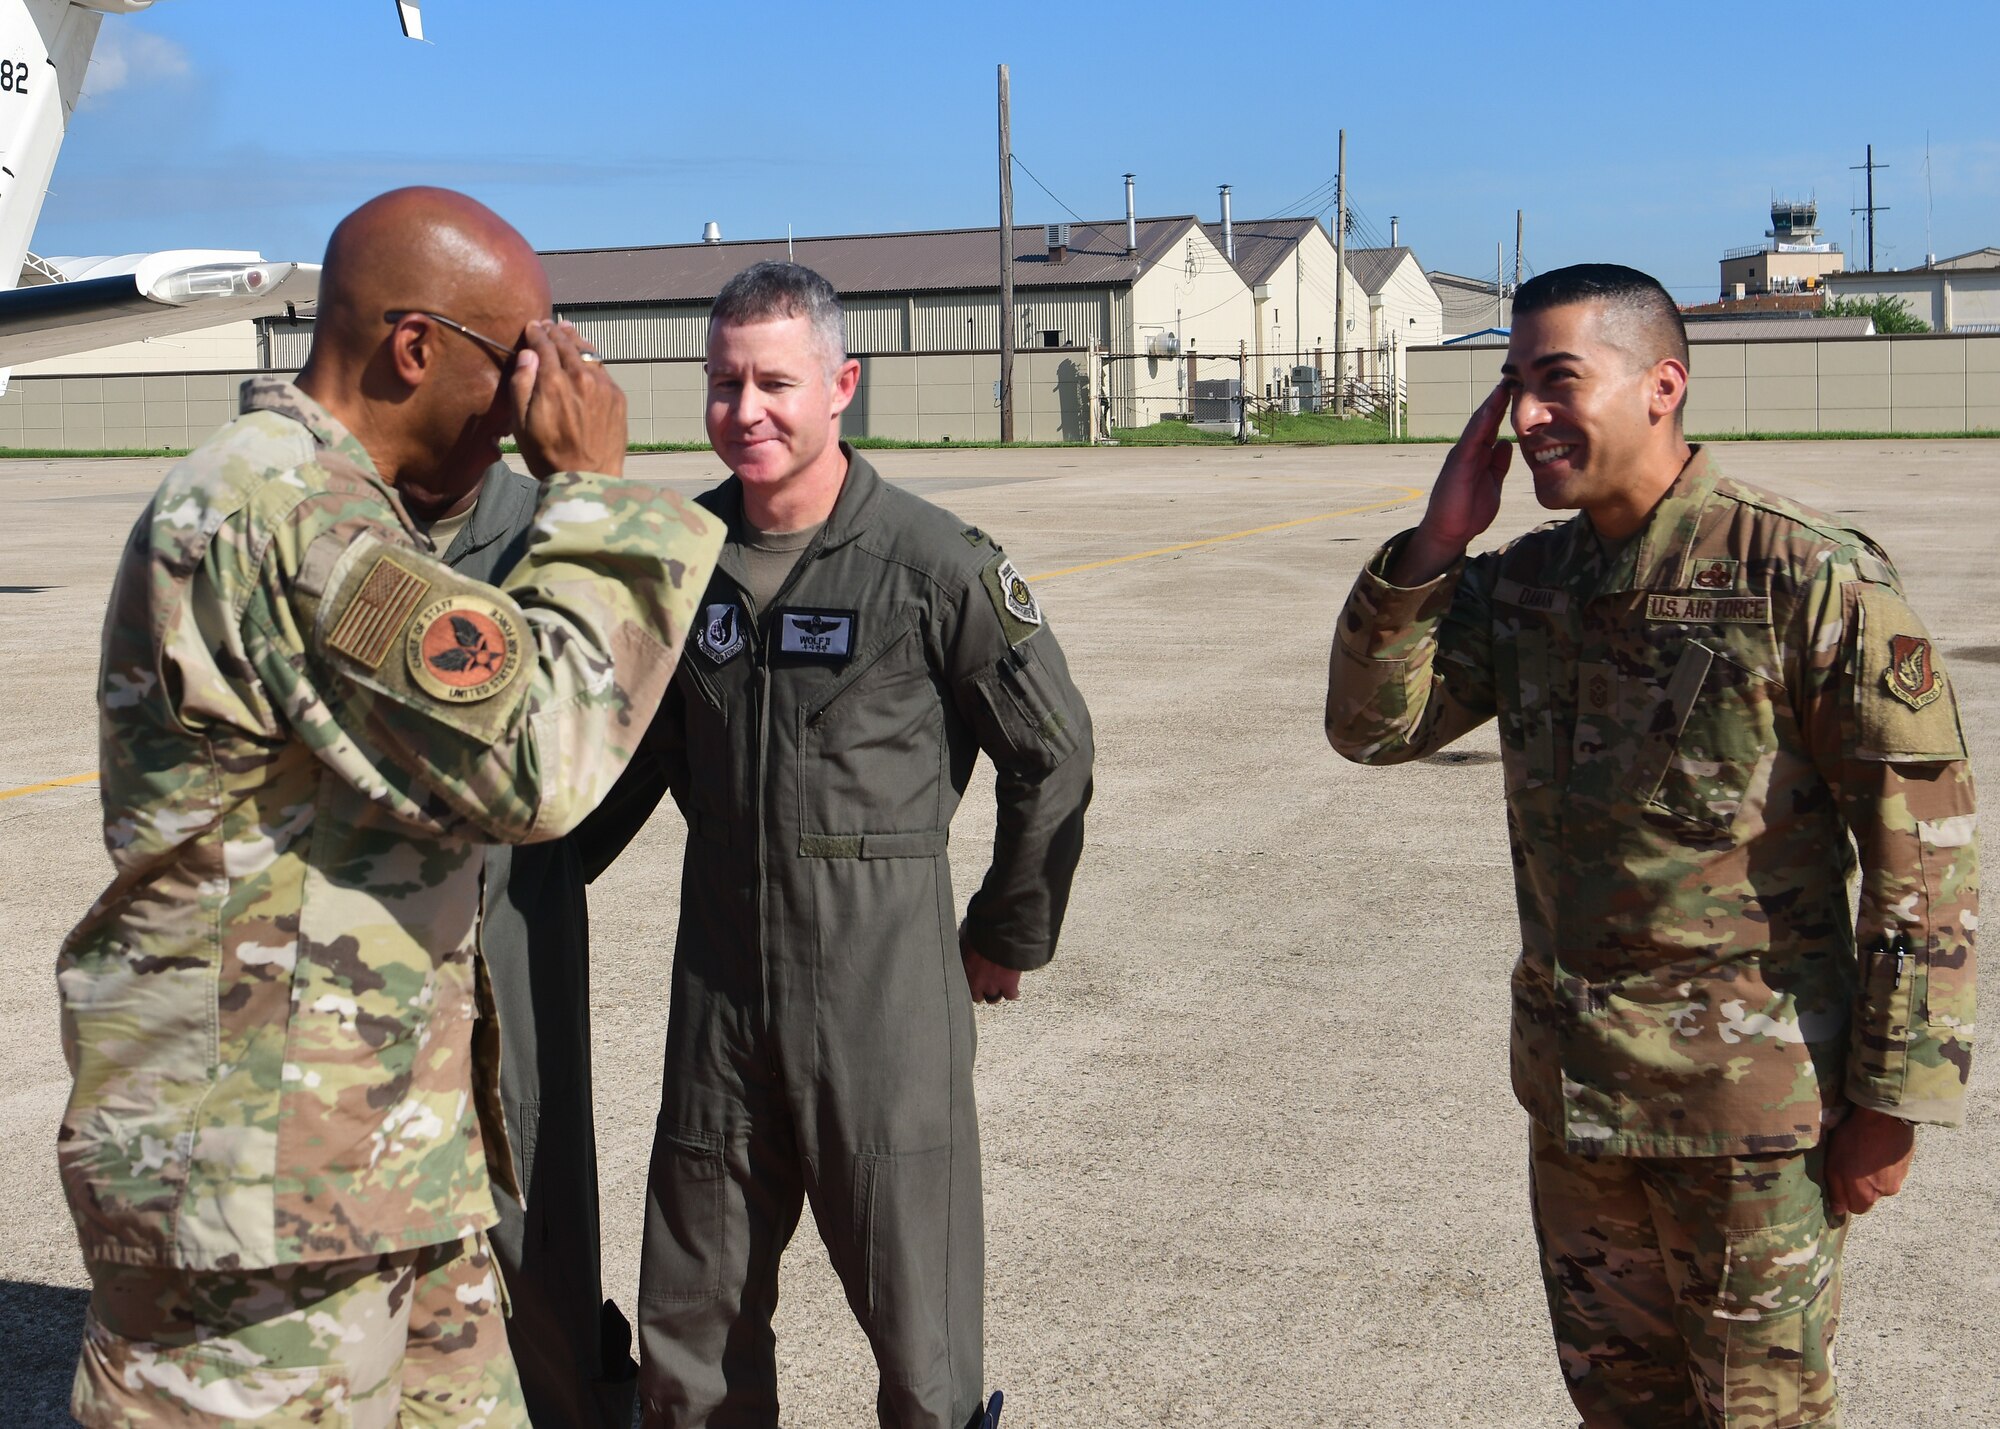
[398,1,422,40]
[0,251,317,367]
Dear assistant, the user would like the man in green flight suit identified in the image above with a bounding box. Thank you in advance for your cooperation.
[1326,265,1976,1427]
[628,262,1095,1429]
[424,456,655,1427]
[58,188,722,1427]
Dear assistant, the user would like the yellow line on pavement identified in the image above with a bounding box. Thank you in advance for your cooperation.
[0,483,1422,803]
[0,771,96,803]
[1031,484,1423,581]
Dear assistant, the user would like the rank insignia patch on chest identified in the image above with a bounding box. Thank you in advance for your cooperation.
[776,608,856,661]
[997,558,1041,627]
[1885,633,1942,710]
[406,596,523,703]
[696,602,746,664]
[1689,558,1739,591]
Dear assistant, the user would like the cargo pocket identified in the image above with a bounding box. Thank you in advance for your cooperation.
[1642,642,1778,837]
[1714,1210,1837,1428]
[853,1146,953,1389]
[639,1125,726,1306]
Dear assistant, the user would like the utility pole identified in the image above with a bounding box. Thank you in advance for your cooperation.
[1333,128,1347,417]
[1497,241,1504,325]
[1514,210,1524,291]
[1850,144,1889,272]
[997,63,1015,441]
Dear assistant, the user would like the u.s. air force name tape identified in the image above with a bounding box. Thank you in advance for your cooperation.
[1644,593,1771,624]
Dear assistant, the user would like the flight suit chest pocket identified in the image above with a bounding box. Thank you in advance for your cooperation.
[1638,641,1779,837]
[801,620,940,832]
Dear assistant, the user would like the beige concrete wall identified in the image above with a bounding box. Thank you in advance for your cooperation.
[0,371,263,450]
[1407,334,2000,439]
[0,350,1090,451]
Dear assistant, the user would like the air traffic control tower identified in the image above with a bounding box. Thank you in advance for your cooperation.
[1718,201,1846,299]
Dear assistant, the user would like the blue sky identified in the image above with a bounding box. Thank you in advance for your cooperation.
[37,0,2000,302]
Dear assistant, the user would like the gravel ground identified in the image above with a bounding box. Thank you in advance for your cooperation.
[2,439,1995,1426]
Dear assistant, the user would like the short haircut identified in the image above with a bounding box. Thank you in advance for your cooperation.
[708,261,847,370]
[1514,263,1689,371]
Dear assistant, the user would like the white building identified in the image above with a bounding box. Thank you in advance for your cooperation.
[1824,249,2000,332]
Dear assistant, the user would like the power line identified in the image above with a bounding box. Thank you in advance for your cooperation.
[1010,153,1087,226]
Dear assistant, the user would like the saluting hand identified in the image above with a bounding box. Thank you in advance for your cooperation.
[1390,380,1514,586]
[509,319,628,479]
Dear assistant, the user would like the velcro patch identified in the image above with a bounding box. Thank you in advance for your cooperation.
[696,602,747,664]
[1852,587,1965,761]
[406,596,524,704]
[1645,593,1771,625]
[776,608,856,662]
[1578,661,1618,716]
[1493,578,1569,615]
[1688,557,1739,592]
[326,556,431,670]
[316,533,532,744]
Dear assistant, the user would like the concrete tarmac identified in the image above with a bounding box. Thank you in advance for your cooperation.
[2,439,1996,1426]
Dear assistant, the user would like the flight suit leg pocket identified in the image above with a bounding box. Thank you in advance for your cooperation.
[852,1145,953,1391]
[639,1123,726,1307]
[1713,1210,1839,1428]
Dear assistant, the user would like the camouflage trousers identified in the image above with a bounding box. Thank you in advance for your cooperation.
[71,1231,529,1428]
[1529,1123,1845,1429]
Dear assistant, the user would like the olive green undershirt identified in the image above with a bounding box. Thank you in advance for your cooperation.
[741,520,823,611]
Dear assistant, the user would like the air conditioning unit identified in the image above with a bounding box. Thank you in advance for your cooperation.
[1045,223,1072,248]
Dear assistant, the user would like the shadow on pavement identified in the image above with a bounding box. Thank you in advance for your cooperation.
[0,1279,84,1424]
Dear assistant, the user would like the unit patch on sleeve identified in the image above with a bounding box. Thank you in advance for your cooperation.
[696,602,747,664]
[980,553,1044,647]
[1884,634,1942,710]
[326,555,432,670]
[776,608,856,662]
[406,595,524,704]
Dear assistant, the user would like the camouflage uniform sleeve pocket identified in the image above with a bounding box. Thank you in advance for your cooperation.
[313,533,532,747]
[1849,585,1967,762]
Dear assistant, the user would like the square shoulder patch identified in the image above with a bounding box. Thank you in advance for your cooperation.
[316,535,531,743]
[1851,585,1966,762]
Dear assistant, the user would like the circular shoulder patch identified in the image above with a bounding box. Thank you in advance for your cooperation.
[406,595,524,703]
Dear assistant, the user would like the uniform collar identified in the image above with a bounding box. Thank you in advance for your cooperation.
[239,376,378,476]
[710,441,883,595]
[1548,444,1719,599]
[448,461,539,560]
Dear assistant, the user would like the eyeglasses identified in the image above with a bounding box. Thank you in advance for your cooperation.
[383,309,518,367]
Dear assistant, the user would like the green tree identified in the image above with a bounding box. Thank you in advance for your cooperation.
[1821,295,1930,334]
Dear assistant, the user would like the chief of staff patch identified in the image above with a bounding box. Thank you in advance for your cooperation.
[1885,633,1943,710]
[406,595,523,703]
[998,557,1041,627]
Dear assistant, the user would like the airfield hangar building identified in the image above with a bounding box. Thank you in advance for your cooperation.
[256,212,1436,440]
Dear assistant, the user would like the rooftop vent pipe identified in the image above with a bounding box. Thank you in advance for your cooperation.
[1220,185,1234,263]
[1391,215,1399,247]
[1124,174,1136,255]
[702,221,722,244]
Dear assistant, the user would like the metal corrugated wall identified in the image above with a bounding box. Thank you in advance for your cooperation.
[559,303,710,360]
[264,323,315,370]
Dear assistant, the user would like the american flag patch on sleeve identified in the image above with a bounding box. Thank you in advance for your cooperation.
[326,556,432,670]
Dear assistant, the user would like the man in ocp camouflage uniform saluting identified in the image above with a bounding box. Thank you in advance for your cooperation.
[57,187,722,1428]
[1326,264,1975,1427]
